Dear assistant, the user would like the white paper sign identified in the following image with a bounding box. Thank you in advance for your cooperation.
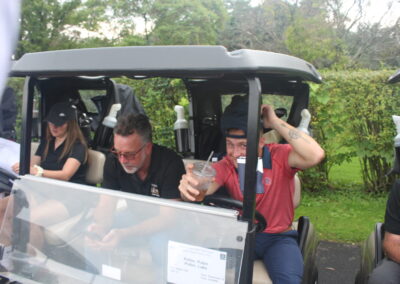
[167,241,227,284]
[102,264,121,280]
[0,137,19,176]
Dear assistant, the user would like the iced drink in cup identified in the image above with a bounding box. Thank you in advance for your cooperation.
[192,161,216,201]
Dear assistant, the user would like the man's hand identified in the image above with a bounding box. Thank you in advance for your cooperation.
[11,163,19,174]
[86,225,124,251]
[179,164,204,202]
[261,104,279,129]
[98,229,124,250]
[85,222,111,248]
[261,103,325,169]
[29,165,38,176]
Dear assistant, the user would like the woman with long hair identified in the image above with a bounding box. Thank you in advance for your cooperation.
[12,101,88,183]
[0,102,89,250]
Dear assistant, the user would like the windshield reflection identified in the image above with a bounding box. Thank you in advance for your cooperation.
[0,176,247,284]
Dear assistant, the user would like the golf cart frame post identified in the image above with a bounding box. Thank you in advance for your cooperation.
[19,77,35,176]
[239,76,261,283]
[11,46,322,283]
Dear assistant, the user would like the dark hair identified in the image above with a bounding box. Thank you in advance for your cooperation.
[114,114,152,143]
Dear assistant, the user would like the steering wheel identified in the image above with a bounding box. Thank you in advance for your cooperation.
[203,195,267,233]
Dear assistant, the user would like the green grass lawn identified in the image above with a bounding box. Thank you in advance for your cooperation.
[297,157,387,244]
[329,157,363,184]
[295,190,387,243]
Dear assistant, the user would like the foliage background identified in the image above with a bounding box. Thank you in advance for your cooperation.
[8,0,400,194]
[301,70,400,194]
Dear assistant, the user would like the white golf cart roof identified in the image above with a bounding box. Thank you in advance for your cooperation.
[11,46,322,83]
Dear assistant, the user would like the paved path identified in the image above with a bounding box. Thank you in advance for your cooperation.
[317,241,361,284]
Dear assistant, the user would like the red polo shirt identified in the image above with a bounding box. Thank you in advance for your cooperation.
[213,143,298,233]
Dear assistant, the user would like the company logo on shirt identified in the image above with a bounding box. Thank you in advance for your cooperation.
[264,177,272,185]
[150,184,160,197]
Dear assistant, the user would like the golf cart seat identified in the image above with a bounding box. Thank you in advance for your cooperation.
[31,142,106,185]
[355,222,385,284]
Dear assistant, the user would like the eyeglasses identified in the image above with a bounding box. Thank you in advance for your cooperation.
[226,141,247,151]
[111,143,147,161]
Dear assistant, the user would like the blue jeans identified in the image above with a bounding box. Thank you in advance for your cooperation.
[255,230,303,284]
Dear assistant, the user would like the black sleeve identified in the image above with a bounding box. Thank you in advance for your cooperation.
[159,154,185,199]
[385,180,400,235]
[68,142,86,164]
[102,154,120,190]
[35,140,46,157]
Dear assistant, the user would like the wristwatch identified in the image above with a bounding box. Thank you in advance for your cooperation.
[34,165,44,177]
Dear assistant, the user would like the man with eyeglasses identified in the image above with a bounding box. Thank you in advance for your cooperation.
[179,95,324,284]
[86,114,184,262]
[103,113,185,198]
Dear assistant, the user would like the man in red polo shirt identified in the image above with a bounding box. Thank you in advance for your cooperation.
[179,95,324,284]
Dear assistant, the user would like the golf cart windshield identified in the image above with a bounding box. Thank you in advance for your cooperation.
[0,175,247,284]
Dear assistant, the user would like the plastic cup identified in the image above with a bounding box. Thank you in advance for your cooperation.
[192,161,216,201]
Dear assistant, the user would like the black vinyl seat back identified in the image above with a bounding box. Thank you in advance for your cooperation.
[374,222,385,267]
[0,87,17,141]
[186,78,310,160]
[36,77,145,154]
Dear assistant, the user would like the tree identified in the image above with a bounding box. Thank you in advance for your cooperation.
[149,0,227,45]
[220,0,292,52]
[346,20,400,69]
[108,0,155,44]
[17,0,109,58]
[324,0,400,69]
[284,0,348,68]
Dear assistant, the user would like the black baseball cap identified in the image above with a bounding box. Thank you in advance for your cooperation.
[220,95,249,138]
[45,102,77,126]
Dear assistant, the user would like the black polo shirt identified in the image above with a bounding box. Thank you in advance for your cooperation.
[102,144,185,199]
[35,139,87,184]
[385,180,400,235]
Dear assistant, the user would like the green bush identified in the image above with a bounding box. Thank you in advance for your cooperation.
[116,77,188,149]
[10,70,400,194]
[307,70,400,193]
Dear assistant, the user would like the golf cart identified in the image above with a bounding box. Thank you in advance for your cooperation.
[0,46,322,283]
[355,69,400,284]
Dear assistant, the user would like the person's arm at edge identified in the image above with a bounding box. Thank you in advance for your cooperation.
[261,104,325,170]
[383,180,400,263]
[11,155,41,174]
[31,155,41,167]
[32,157,81,181]
[383,232,400,263]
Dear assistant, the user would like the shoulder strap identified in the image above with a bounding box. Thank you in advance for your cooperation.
[262,146,272,169]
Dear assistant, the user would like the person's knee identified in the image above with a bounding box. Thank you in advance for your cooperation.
[368,258,400,284]
[270,269,302,284]
[368,268,391,284]
[264,250,303,284]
